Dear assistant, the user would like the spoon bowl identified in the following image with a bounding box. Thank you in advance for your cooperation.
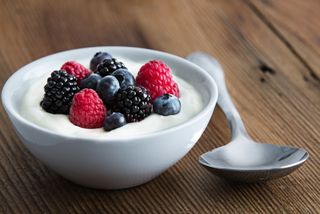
[199,138,308,182]
[187,52,309,182]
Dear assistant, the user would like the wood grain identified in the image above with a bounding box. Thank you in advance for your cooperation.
[0,0,319,213]
[248,0,320,83]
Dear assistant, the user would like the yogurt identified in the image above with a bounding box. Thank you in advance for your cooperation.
[20,58,203,139]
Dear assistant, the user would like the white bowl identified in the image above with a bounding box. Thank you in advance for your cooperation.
[1,47,218,189]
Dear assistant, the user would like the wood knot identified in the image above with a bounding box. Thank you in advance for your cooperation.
[260,77,266,83]
[259,63,275,75]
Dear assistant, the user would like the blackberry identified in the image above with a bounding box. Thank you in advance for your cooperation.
[95,58,126,77]
[113,86,152,123]
[40,70,80,114]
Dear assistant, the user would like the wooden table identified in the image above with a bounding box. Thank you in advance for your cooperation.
[0,0,319,213]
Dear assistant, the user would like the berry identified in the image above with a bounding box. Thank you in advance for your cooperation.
[111,68,135,89]
[96,75,120,105]
[113,86,152,123]
[40,70,80,114]
[69,89,106,128]
[136,60,180,101]
[95,58,126,77]
[90,52,112,71]
[61,61,91,83]
[79,73,101,90]
[104,112,127,131]
[153,94,181,116]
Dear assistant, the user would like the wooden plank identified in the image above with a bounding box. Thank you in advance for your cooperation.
[248,0,320,83]
[245,0,320,111]
[0,0,319,213]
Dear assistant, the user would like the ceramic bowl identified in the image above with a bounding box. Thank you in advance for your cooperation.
[1,47,218,189]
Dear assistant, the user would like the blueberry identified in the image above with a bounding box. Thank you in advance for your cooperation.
[79,73,102,90]
[104,112,127,131]
[111,68,135,89]
[153,94,181,116]
[96,76,120,104]
[90,52,112,71]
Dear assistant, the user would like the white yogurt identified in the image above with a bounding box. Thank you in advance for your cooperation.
[20,58,203,139]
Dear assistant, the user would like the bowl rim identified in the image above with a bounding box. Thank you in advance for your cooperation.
[1,46,218,143]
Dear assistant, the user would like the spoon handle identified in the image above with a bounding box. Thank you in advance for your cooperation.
[187,52,248,139]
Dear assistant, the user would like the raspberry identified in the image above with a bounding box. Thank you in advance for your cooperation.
[136,60,180,101]
[69,89,106,128]
[61,61,91,83]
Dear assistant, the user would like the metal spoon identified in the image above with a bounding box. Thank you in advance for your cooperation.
[187,52,309,182]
